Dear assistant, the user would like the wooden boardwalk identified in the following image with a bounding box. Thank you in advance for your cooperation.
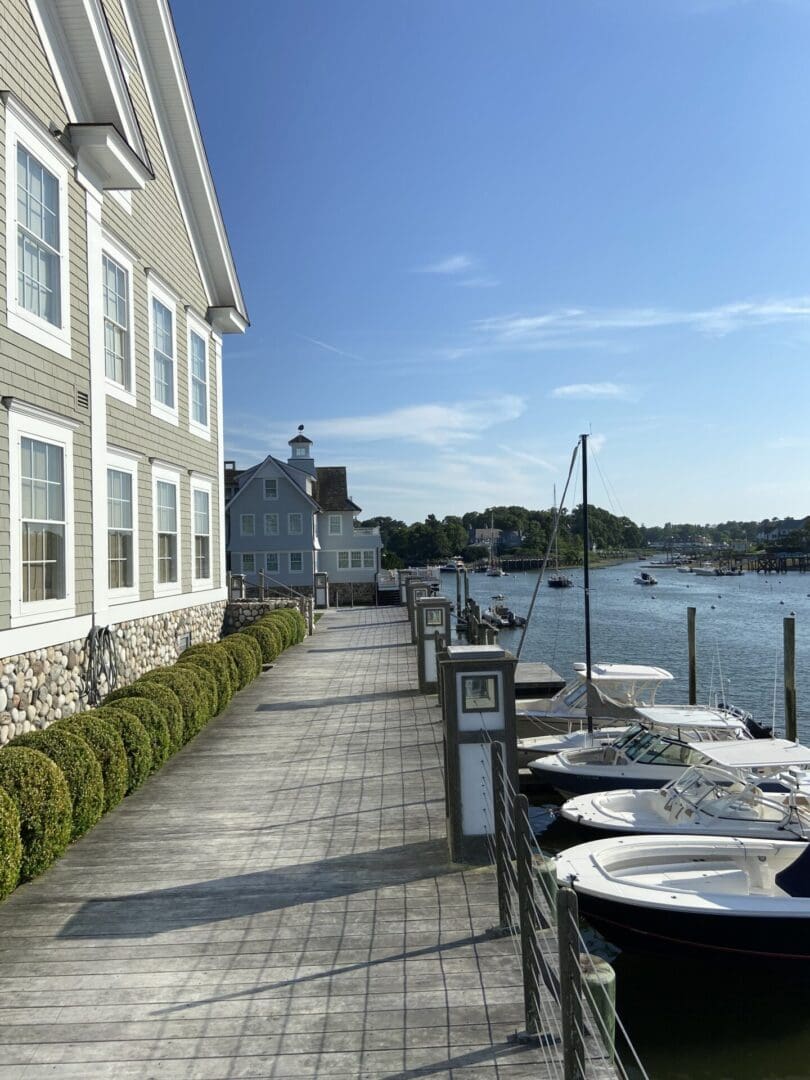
[0,608,609,1078]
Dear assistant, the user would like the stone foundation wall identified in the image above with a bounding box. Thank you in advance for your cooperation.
[0,600,226,745]
[223,598,312,634]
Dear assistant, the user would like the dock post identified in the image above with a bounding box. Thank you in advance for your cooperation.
[490,742,512,932]
[785,616,797,742]
[439,644,517,864]
[687,606,697,706]
[415,596,453,693]
[455,568,463,615]
[581,954,616,1062]
[557,885,584,1080]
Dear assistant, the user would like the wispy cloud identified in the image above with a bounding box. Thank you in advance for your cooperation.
[226,395,527,457]
[416,253,476,275]
[551,382,634,401]
[457,275,500,289]
[474,297,810,349]
[293,333,365,363]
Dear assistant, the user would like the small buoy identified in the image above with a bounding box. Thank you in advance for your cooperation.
[791,611,796,616]
[717,594,722,599]
[780,600,785,605]
[711,605,716,610]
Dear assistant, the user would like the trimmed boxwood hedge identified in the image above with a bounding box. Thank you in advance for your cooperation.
[219,634,262,689]
[177,644,233,711]
[93,707,153,792]
[139,667,210,742]
[262,611,294,650]
[0,747,72,882]
[0,787,22,899]
[106,682,184,754]
[241,623,281,664]
[60,715,129,812]
[98,697,170,772]
[12,728,104,840]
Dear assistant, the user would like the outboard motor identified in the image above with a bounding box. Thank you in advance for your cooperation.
[718,701,772,740]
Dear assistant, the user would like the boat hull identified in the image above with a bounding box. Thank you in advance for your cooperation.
[571,891,810,963]
[527,762,672,798]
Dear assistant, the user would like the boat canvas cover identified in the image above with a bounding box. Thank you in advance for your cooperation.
[692,739,810,769]
[572,663,673,683]
[635,706,747,729]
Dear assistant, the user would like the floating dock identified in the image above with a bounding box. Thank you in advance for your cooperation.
[515,660,566,698]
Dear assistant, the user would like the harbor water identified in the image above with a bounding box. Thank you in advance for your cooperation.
[442,562,810,1080]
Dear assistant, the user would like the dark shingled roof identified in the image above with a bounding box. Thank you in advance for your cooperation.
[288,433,312,445]
[315,467,362,512]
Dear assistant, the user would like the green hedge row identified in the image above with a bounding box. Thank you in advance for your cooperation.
[0,605,308,900]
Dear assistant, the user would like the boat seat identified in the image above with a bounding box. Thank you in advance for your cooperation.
[774,845,810,898]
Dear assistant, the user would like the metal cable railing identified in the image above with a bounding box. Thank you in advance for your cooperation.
[478,726,650,1080]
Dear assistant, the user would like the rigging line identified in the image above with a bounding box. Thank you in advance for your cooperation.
[590,438,627,521]
[516,441,580,661]
[772,638,780,730]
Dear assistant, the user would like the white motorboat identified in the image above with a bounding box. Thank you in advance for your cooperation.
[518,725,630,768]
[561,739,810,839]
[634,571,658,585]
[527,706,755,798]
[555,834,810,962]
[692,563,718,577]
[516,661,674,741]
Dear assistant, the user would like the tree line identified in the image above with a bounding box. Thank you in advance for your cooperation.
[357,506,810,569]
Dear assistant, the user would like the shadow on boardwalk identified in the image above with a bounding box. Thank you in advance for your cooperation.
[59,839,455,938]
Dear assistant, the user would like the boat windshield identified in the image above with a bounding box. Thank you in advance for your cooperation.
[624,732,707,766]
[599,679,664,707]
[611,724,645,750]
[562,683,588,709]
[673,767,745,805]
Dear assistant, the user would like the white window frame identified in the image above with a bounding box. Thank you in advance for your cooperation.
[240,513,255,537]
[363,550,375,569]
[187,310,211,440]
[4,97,71,357]
[292,445,309,459]
[264,512,279,536]
[337,551,349,570]
[241,552,256,574]
[147,276,179,426]
[289,551,304,573]
[328,514,342,536]
[106,448,139,604]
[265,552,279,574]
[8,403,77,627]
[152,463,181,597]
[288,512,303,536]
[263,477,278,500]
[351,550,362,569]
[190,477,213,591]
[102,232,136,406]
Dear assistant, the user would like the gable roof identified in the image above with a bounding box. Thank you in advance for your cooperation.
[315,467,362,513]
[224,455,319,512]
[28,0,248,331]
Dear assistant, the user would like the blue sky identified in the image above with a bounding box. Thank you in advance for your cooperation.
[173,0,810,526]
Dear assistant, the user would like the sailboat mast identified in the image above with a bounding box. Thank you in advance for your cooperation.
[580,433,593,735]
[553,483,559,571]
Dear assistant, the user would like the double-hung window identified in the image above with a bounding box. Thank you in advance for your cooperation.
[240,514,255,536]
[328,514,342,535]
[153,467,180,593]
[103,256,130,390]
[191,481,212,587]
[363,550,375,569]
[148,276,178,424]
[351,551,362,569]
[9,404,76,626]
[5,98,70,355]
[263,478,277,499]
[289,552,303,573]
[264,513,279,535]
[188,316,210,437]
[338,551,349,570]
[107,469,134,590]
[242,553,255,573]
[288,512,303,535]
[107,449,139,602]
[265,553,279,573]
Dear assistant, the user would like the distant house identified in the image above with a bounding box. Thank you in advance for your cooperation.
[756,518,806,543]
[225,430,382,596]
[470,527,522,552]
